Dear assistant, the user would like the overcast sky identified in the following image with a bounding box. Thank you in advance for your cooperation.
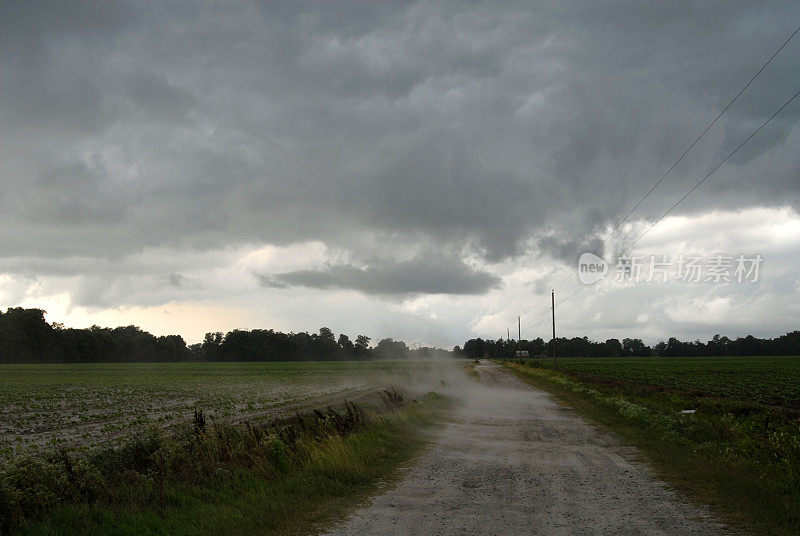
[1,1,799,347]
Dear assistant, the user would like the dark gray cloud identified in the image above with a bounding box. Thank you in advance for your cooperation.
[1,0,799,302]
[260,254,501,296]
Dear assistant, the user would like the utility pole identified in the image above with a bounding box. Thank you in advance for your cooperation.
[518,315,521,346]
[551,290,557,369]
[507,328,510,359]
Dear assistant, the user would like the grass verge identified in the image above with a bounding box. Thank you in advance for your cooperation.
[503,361,800,536]
[460,359,481,382]
[1,391,447,536]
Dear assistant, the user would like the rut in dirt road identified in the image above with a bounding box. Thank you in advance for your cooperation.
[323,361,731,536]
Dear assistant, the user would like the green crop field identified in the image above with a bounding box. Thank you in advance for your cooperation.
[505,355,800,536]
[0,360,455,457]
[540,355,800,407]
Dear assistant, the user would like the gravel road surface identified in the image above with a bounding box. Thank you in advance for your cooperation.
[323,361,730,536]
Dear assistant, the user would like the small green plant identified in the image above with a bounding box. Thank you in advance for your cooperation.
[379,388,404,410]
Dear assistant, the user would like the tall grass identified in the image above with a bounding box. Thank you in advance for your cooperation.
[1,391,445,535]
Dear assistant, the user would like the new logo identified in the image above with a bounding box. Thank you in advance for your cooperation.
[578,252,608,284]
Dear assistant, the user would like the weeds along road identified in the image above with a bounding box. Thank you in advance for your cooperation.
[323,361,731,536]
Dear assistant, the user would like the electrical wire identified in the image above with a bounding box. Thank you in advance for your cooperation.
[533,85,800,325]
[524,24,800,326]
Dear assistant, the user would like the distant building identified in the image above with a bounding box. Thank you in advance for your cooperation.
[515,350,529,358]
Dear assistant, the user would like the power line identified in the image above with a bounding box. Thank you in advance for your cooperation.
[598,24,800,251]
[614,86,800,260]
[524,24,800,326]
[525,24,800,317]
[533,85,800,321]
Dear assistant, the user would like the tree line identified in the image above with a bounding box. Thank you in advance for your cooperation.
[3,307,797,364]
[459,331,800,359]
[0,307,452,364]
[191,327,450,361]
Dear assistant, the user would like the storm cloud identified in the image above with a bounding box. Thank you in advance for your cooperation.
[261,254,501,296]
[1,1,799,344]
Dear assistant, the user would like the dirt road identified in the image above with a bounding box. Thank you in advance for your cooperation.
[323,361,730,536]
